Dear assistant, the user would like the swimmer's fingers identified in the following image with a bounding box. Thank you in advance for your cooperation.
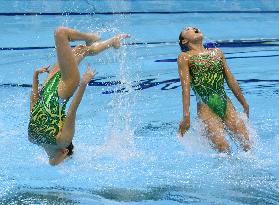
[86,63,91,71]
[35,65,50,74]
[43,65,50,73]
[178,126,184,137]
[178,123,185,137]
[91,69,97,78]
[178,117,190,137]
[178,123,187,137]
[244,104,249,118]
[85,64,97,76]
[245,109,249,118]
[40,65,50,71]
[82,66,97,84]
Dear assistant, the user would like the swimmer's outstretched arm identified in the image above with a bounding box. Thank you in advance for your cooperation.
[218,49,249,116]
[30,65,50,111]
[177,53,191,136]
[69,66,96,113]
[56,65,96,146]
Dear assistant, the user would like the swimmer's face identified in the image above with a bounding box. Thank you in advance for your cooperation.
[49,148,70,166]
[181,27,203,44]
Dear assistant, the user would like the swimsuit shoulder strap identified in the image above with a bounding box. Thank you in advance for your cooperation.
[43,71,61,87]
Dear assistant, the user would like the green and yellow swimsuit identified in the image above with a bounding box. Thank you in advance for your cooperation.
[28,72,69,145]
[189,49,227,119]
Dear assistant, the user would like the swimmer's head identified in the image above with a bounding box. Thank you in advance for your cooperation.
[49,142,74,166]
[179,27,203,51]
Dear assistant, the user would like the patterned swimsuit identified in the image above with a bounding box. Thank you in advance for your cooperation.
[28,72,69,145]
[189,49,227,119]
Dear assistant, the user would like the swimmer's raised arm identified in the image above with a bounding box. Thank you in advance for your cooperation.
[177,53,191,136]
[67,65,96,114]
[218,49,249,117]
[56,65,96,147]
[30,65,50,111]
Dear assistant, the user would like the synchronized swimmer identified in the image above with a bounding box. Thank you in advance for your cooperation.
[28,27,129,165]
[28,26,252,165]
[177,27,250,153]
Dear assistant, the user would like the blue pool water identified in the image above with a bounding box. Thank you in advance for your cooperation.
[1,0,279,204]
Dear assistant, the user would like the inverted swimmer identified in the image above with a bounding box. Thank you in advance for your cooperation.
[28,27,129,165]
[177,27,250,153]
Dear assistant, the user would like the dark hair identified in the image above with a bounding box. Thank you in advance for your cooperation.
[66,142,74,156]
[179,32,189,52]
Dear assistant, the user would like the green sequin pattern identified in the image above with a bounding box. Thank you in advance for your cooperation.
[189,49,227,118]
[28,72,68,145]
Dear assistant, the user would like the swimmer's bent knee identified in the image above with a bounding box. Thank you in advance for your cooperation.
[54,27,69,39]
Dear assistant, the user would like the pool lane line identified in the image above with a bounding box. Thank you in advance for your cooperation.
[0,83,31,87]
[1,11,279,16]
[2,78,279,94]
[224,49,279,55]
[0,46,54,51]
[1,39,279,51]
[155,54,279,62]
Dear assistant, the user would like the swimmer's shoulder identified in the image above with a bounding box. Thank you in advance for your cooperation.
[178,51,191,65]
[209,47,225,58]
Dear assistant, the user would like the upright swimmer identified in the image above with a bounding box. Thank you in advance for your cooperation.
[177,27,250,153]
[28,27,129,165]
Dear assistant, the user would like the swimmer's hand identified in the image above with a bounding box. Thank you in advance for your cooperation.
[178,115,190,137]
[35,65,50,75]
[243,103,249,118]
[80,64,97,86]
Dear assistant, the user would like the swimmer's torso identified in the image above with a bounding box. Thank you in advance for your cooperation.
[188,49,227,118]
[28,72,69,145]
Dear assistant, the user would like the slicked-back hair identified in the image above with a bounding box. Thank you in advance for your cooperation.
[66,142,74,156]
[179,32,189,52]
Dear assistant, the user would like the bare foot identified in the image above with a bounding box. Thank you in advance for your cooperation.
[112,33,130,49]
[85,32,101,46]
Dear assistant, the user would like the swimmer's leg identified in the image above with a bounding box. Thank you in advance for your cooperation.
[71,33,130,65]
[86,33,130,55]
[46,44,92,75]
[54,27,98,98]
[72,44,89,65]
[198,103,230,153]
[224,99,251,151]
[47,31,128,82]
